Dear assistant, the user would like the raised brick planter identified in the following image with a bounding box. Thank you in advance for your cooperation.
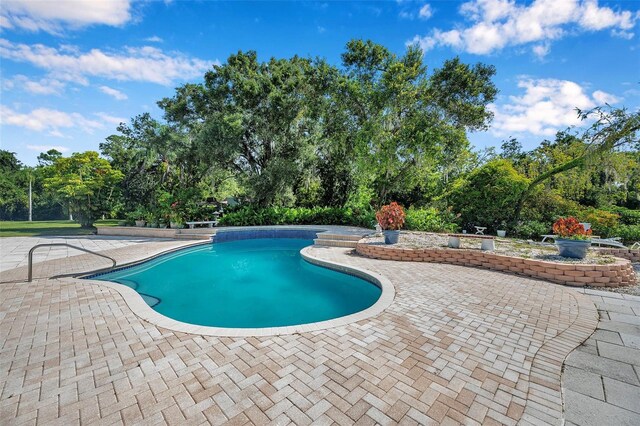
[594,247,640,262]
[355,242,636,287]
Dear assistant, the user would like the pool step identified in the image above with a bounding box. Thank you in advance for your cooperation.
[316,233,363,241]
[314,233,364,248]
[313,239,359,248]
[174,232,213,240]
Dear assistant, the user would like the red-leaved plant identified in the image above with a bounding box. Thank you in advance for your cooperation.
[376,202,406,231]
[552,216,592,240]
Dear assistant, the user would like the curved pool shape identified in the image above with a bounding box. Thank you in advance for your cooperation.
[92,238,381,328]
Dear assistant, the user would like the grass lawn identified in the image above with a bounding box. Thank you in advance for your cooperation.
[0,220,123,237]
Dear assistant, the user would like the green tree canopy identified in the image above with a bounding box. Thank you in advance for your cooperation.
[448,159,529,231]
[334,40,498,205]
[44,151,123,227]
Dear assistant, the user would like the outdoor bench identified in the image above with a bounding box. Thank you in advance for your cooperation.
[185,220,218,229]
[447,233,496,251]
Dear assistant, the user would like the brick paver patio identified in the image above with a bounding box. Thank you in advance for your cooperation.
[0,240,599,425]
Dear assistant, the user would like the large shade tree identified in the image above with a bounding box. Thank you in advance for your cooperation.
[160,51,322,206]
[333,40,498,205]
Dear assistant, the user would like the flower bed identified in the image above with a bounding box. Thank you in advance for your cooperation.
[356,233,636,288]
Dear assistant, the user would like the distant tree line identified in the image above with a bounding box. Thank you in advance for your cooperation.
[2,39,639,240]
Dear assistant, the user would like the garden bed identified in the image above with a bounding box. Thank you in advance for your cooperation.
[356,232,636,288]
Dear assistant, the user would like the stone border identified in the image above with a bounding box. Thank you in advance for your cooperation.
[594,247,640,262]
[520,289,598,424]
[356,242,636,287]
[76,244,394,337]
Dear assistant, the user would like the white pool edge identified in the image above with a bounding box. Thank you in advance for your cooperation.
[70,245,395,337]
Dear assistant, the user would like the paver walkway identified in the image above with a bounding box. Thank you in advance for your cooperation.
[0,242,597,425]
[563,288,640,425]
[0,236,172,272]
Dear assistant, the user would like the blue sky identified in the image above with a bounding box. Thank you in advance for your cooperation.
[1,0,639,165]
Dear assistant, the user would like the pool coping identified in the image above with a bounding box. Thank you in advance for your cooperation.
[73,242,395,337]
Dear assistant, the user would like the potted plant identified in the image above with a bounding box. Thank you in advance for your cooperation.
[169,213,183,229]
[131,207,147,227]
[169,201,183,229]
[553,216,592,259]
[497,221,507,238]
[376,202,406,244]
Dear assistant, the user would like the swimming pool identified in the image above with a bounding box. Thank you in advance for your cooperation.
[91,238,382,328]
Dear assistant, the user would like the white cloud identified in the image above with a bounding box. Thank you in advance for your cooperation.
[489,78,621,136]
[409,0,639,56]
[2,75,66,95]
[532,43,550,59]
[0,39,214,86]
[592,89,620,104]
[99,85,128,100]
[94,112,127,125]
[419,4,433,20]
[399,2,434,20]
[0,0,132,34]
[0,106,103,136]
[27,144,69,153]
[144,36,163,43]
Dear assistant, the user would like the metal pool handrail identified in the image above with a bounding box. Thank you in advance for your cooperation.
[28,243,117,282]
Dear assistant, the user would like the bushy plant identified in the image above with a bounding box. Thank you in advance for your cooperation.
[448,159,529,232]
[404,207,458,232]
[605,206,640,225]
[521,190,582,223]
[218,206,375,228]
[578,208,620,237]
[513,220,549,239]
[553,217,592,240]
[376,202,406,231]
[612,224,640,244]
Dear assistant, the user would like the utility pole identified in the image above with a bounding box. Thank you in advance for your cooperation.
[28,175,33,222]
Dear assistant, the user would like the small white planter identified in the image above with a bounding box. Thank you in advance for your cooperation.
[497,230,506,238]
[135,220,146,227]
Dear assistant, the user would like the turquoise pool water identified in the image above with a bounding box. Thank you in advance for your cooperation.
[93,238,381,328]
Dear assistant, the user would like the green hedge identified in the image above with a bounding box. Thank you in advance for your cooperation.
[404,207,458,233]
[613,224,640,244]
[219,205,458,232]
[513,220,550,239]
[605,206,640,225]
[218,206,376,228]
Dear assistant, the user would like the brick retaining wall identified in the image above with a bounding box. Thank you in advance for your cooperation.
[355,243,636,287]
[594,248,640,262]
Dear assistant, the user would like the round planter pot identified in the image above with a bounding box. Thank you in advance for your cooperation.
[135,220,146,227]
[497,230,507,238]
[383,230,400,245]
[170,222,182,229]
[556,238,591,259]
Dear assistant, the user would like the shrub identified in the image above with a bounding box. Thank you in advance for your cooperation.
[218,206,375,228]
[448,159,529,232]
[521,190,581,223]
[613,224,640,244]
[513,220,550,239]
[578,208,620,238]
[376,202,406,231]
[404,207,458,233]
[553,217,592,240]
[605,206,640,225]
